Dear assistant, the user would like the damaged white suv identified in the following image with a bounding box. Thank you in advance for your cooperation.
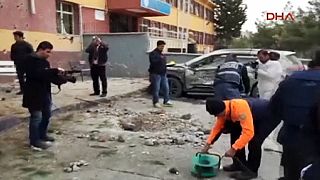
[166,48,304,97]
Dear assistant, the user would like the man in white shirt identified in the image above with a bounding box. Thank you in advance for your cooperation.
[256,50,283,100]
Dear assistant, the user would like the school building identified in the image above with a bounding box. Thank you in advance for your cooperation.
[0,0,216,68]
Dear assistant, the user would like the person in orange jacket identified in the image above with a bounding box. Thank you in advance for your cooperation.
[202,98,255,174]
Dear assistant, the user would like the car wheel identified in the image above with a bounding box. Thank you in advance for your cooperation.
[168,77,183,98]
[250,82,259,98]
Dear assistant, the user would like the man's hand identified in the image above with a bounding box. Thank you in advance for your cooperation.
[201,143,211,153]
[224,147,237,157]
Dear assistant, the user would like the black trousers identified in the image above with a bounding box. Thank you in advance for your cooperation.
[90,65,107,94]
[15,63,25,92]
[281,133,319,180]
[230,122,274,173]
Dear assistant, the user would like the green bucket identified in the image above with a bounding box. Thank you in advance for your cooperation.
[191,152,222,178]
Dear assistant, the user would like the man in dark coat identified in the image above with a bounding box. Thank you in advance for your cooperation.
[23,41,65,150]
[85,36,109,97]
[10,31,34,95]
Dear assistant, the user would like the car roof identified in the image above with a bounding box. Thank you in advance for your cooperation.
[185,48,296,66]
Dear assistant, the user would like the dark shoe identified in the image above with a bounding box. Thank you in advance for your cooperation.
[31,141,51,150]
[16,91,23,95]
[100,93,107,97]
[41,135,55,142]
[230,171,258,180]
[223,164,243,172]
[90,93,100,96]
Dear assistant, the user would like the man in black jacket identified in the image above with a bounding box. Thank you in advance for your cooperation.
[23,41,65,150]
[85,36,109,97]
[10,31,34,95]
[149,40,173,108]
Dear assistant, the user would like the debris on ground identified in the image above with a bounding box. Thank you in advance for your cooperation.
[180,113,192,120]
[97,148,118,158]
[117,135,125,143]
[1,97,5,101]
[120,121,137,131]
[169,167,179,175]
[144,139,159,146]
[129,144,136,148]
[63,160,89,173]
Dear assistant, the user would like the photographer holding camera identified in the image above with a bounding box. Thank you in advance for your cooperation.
[254,50,283,100]
[23,41,67,150]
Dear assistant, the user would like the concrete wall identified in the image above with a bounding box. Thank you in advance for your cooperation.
[83,33,150,77]
[83,33,202,77]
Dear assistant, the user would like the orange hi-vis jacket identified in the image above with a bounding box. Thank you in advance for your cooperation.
[206,99,254,150]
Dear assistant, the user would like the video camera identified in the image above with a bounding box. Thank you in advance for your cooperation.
[51,70,77,90]
[245,61,259,69]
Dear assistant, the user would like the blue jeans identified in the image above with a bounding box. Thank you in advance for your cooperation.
[213,83,241,100]
[28,104,52,145]
[150,74,170,104]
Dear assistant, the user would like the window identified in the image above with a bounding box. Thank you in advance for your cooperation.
[199,5,204,18]
[56,1,79,34]
[190,0,194,14]
[179,0,183,10]
[195,3,199,16]
[184,0,189,13]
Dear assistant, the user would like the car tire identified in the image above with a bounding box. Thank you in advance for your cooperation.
[168,77,183,98]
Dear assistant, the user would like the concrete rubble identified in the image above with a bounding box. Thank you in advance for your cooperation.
[64,160,89,173]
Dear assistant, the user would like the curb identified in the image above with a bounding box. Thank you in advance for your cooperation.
[0,87,147,135]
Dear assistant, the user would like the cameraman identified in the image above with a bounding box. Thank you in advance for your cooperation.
[23,41,65,150]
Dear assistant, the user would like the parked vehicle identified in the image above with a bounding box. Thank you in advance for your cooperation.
[166,48,303,97]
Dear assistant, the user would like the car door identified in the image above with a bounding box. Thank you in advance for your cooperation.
[185,54,226,90]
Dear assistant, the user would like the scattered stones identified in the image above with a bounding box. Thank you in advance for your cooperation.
[89,143,109,149]
[77,134,90,139]
[108,136,117,141]
[5,89,11,93]
[142,151,150,155]
[120,121,136,131]
[64,160,89,173]
[169,167,179,175]
[180,113,192,120]
[1,97,5,101]
[97,148,118,158]
[195,131,205,137]
[139,134,145,138]
[129,144,136,148]
[86,109,92,113]
[144,139,159,146]
[117,135,125,143]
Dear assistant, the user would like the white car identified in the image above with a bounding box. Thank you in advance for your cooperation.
[166,48,303,97]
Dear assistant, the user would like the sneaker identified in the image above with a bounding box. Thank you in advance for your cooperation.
[90,93,100,96]
[31,141,51,150]
[223,163,243,172]
[41,135,55,142]
[153,103,162,108]
[163,101,173,107]
[100,93,107,97]
[230,171,258,180]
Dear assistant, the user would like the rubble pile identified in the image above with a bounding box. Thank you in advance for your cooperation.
[63,160,89,173]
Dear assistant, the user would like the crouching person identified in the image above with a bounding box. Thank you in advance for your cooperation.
[23,41,66,150]
[202,98,283,180]
[202,98,255,178]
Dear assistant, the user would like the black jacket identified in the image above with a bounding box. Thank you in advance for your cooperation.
[149,48,167,75]
[10,40,34,64]
[23,53,60,110]
[85,42,109,66]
